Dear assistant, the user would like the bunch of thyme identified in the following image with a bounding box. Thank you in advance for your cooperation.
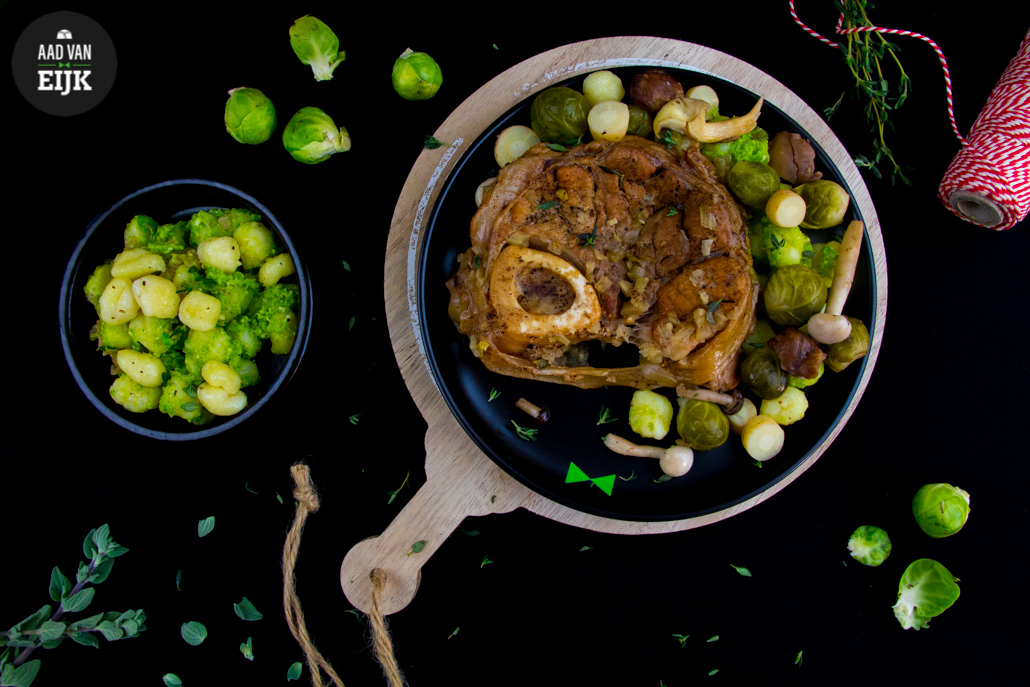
[823,0,913,185]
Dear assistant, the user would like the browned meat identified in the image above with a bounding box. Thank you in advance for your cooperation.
[446,135,757,392]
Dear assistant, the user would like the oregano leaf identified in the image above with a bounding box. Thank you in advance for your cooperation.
[88,556,115,585]
[180,621,207,646]
[233,598,263,622]
[49,567,71,603]
[15,606,51,632]
[2,658,40,687]
[96,621,123,641]
[70,630,99,646]
[71,613,103,631]
[38,620,66,643]
[61,587,95,614]
[163,674,183,687]
[197,516,215,538]
[240,636,254,661]
[287,662,303,681]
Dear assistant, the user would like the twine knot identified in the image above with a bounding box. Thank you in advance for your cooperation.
[290,463,321,512]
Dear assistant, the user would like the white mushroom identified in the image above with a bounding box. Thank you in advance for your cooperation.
[602,434,694,477]
[675,385,744,415]
[808,220,864,344]
[653,96,763,143]
[516,397,550,423]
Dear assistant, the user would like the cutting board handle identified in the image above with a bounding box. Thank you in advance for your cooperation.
[340,413,531,615]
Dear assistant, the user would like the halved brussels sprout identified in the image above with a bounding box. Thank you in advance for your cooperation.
[740,347,787,400]
[763,264,827,327]
[826,316,869,372]
[795,180,850,229]
[676,398,729,451]
[530,87,589,144]
[728,161,781,209]
[627,105,652,137]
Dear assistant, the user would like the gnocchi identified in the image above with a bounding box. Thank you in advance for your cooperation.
[258,253,296,287]
[116,349,166,388]
[178,291,222,331]
[201,360,242,395]
[131,275,180,318]
[98,277,139,325]
[197,236,241,273]
[196,382,248,416]
[111,248,165,280]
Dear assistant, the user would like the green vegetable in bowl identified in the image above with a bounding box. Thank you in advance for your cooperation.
[740,347,787,400]
[795,180,850,229]
[759,386,807,425]
[282,107,351,164]
[392,48,443,101]
[847,525,891,566]
[763,264,827,327]
[628,389,674,440]
[289,15,345,82]
[825,316,869,372]
[893,559,960,630]
[530,87,590,144]
[676,398,729,451]
[626,105,652,137]
[912,484,970,538]
[224,87,277,145]
[764,225,814,270]
[727,160,781,209]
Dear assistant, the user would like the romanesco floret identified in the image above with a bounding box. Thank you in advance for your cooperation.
[146,221,189,255]
[701,126,770,166]
[129,314,185,357]
[159,371,211,424]
[184,326,246,377]
[110,373,162,413]
[811,241,841,288]
[123,215,159,249]
[248,283,300,339]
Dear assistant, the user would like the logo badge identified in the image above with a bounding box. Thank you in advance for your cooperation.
[11,11,117,117]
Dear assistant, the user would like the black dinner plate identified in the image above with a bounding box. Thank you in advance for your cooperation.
[418,66,874,522]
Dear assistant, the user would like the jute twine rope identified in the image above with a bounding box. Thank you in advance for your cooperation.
[283,463,405,687]
[790,1,1030,230]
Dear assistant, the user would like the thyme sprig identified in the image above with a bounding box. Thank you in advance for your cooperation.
[826,0,912,185]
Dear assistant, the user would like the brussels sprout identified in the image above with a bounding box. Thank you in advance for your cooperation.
[124,215,159,249]
[764,225,814,270]
[742,318,777,356]
[282,107,351,164]
[892,559,960,630]
[224,87,277,145]
[810,241,841,288]
[392,48,442,101]
[847,525,892,566]
[676,398,729,451]
[763,264,827,327]
[728,161,781,209]
[740,347,787,400]
[825,316,869,372]
[912,483,970,538]
[627,105,652,137]
[530,87,590,144]
[289,15,345,82]
[795,180,850,229]
[788,360,824,388]
[629,389,674,440]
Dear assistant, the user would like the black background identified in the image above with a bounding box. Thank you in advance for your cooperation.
[3,2,1029,686]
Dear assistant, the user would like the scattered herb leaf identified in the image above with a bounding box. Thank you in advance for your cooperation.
[197,517,215,538]
[673,633,690,649]
[342,260,351,271]
[459,529,481,537]
[770,233,785,250]
[447,627,460,640]
[408,540,427,557]
[175,569,182,592]
[163,675,183,687]
[619,470,637,482]
[387,471,412,504]
[480,555,494,568]
[180,621,208,646]
[492,43,499,50]
[488,388,501,402]
[348,316,356,331]
[597,406,617,425]
[424,135,445,149]
[276,492,283,504]
[707,635,719,642]
[709,669,719,676]
[577,225,598,247]
[344,609,364,623]
[349,413,361,424]
[666,207,678,217]
[287,661,303,681]
[537,200,559,211]
[752,460,763,468]
[730,564,752,577]
[511,420,538,441]
[240,636,254,661]
[245,481,258,494]
[796,650,803,666]
[705,298,723,324]
[545,143,568,152]
[579,546,593,552]
[234,597,263,621]
[654,474,673,484]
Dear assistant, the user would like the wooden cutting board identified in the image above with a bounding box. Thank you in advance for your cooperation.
[340,35,886,615]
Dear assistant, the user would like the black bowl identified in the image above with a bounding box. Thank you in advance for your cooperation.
[59,179,312,440]
[419,66,876,521]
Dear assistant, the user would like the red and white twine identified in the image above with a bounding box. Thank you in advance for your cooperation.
[790,1,1030,230]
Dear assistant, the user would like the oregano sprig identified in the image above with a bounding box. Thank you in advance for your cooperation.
[1,525,144,687]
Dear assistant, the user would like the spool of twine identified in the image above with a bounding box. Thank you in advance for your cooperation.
[938,30,1030,230]
[790,2,1030,230]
